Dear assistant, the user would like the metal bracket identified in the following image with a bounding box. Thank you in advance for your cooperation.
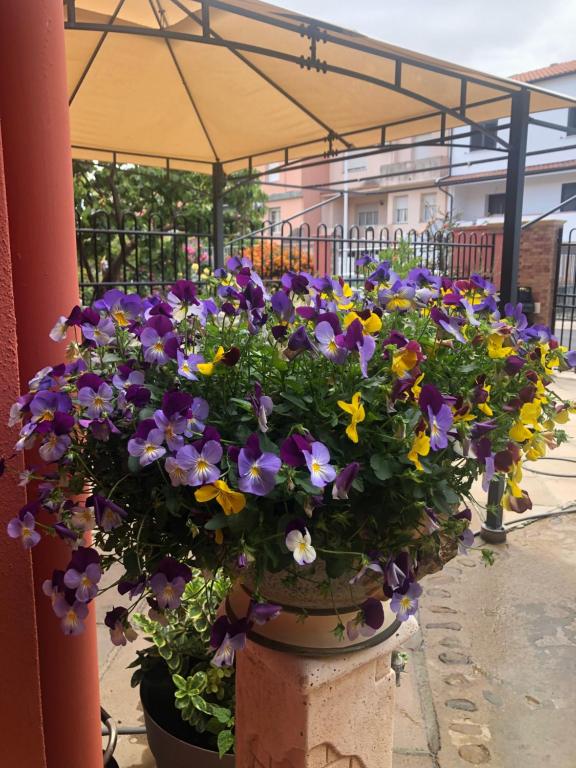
[391,651,407,687]
[300,24,328,73]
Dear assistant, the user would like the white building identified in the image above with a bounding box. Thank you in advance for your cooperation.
[448,60,576,236]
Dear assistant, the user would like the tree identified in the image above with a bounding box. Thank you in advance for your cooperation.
[73,161,266,296]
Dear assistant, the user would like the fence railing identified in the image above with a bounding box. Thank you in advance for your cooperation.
[554,228,576,348]
[76,211,213,303]
[76,213,496,302]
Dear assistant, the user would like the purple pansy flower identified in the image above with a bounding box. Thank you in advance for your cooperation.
[153,409,187,452]
[39,432,71,462]
[149,557,192,610]
[127,428,166,466]
[249,382,274,433]
[390,581,422,621]
[333,462,360,500]
[7,510,41,549]
[82,317,116,346]
[185,441,223,486]
[248,600,282,625]
[185,397,209,436]
[304,441,336,489]
[210,615,250,668]
[53,596,89,635]
[238,434,281,496]
[177,350,203,380]
[279,434,313,467]
[91,495,127,532]
[63,547,102,603]
[419,384,453,451]
[78,382,114,419]
[315,321,347,364]
[140,316,177,364]
[104,607,137,646]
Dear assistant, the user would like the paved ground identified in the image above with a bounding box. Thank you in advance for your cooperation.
[99,373,576,767]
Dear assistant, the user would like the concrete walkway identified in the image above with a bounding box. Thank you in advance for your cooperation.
[99,374,576,767]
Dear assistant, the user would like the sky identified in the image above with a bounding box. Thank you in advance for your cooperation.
[278,0,576,77]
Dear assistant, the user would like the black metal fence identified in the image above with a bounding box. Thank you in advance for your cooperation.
[554,228,576,348]
[76,211,213,303]
[76,212,496,302]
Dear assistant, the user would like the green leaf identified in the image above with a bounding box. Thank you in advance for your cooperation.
[217,729,235,757]
[228,397,253,412]
[127,455,141,474]
[204,513,228,531]
[370,454,395,481]
[279,392,307,410]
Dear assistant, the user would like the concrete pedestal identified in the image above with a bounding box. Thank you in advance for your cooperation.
[236,617,418,768]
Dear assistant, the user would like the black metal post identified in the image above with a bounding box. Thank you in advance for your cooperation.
[481,476,507,544]
[499,90,530,309]
[212,161,226,268]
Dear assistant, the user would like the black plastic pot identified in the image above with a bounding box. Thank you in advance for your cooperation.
[140,666,235,768]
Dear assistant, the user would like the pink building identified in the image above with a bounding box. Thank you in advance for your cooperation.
[261,138,451,234]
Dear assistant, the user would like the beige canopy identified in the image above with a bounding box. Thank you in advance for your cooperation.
[65,0,576,173]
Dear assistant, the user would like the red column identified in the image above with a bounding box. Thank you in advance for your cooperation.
[0,3,102,767]
[0,124,48,768]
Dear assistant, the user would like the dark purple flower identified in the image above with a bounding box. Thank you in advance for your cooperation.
[361,597,385,630]
[249,382,274,432]
[288,326,313,353]
[505,355,525,375]
[91,495,127,532]
[248,601,282,625]
[118,575,145,599]
[238,434,281,496]
[280,434,313,467]
[125,384,151,407]
[104,607,137,646]
[332,462,360,500]
[271,290,294,322]
[430,307,466,343]
[210,615,250,667]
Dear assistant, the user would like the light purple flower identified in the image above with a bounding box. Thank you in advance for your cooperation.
[177,350,203,380]
[63,547,102,603]
[78,382,114,419]
[185,397,209,436]
[153,409,187,451]
[238,434,281,496]
[390,582,422,622]
[82,317,116,346]
[91,495,127,532]
[127,428,166,466]
[105,607,137,646]
[149,557,191,610]
[53,598,89,635]
[165,448,195,487]
[315,321,347,364]
[248,601,282,625]
[39,432,71,462]
[349,561,384,585]
[304,441,336,489]
[7,511,41,549]
[186,441,223,486]
[427,404,453,451]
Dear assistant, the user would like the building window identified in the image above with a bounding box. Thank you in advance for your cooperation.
[486,193,506,215]
[268,207,282,233]
[348,163,367,174]
[567,108,576,136]
[470,120,499,151]
[561,183,576,212]
[394,196,409,224]
[266,163,281,182]
[357,208,379,227]
[421,193,437,222]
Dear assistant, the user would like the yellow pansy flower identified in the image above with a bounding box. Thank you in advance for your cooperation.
[343,311,382,335]
[411,373,425,401]
[509,421,532,442]
[391,345,420,377]
[487,334,513,359]
[477,384,493,417]
[337,392,365,443]
[195,480,246,515]
[520,399,542,425]
[408,431,430,471]
[197,346,225,376]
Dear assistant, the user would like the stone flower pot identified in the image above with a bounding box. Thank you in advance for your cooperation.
[140,666,235,768]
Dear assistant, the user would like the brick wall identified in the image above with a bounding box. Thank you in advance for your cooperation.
[455,220,564,327]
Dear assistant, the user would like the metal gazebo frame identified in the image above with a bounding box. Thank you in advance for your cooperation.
[61,0,574,308]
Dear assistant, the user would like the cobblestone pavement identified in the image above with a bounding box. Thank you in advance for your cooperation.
[100,374,576,767]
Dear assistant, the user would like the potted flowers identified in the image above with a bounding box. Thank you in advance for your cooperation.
[4,258,575,664]
[131,569,235,765]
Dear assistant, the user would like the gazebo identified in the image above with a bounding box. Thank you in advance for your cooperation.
[0,2,574,767]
